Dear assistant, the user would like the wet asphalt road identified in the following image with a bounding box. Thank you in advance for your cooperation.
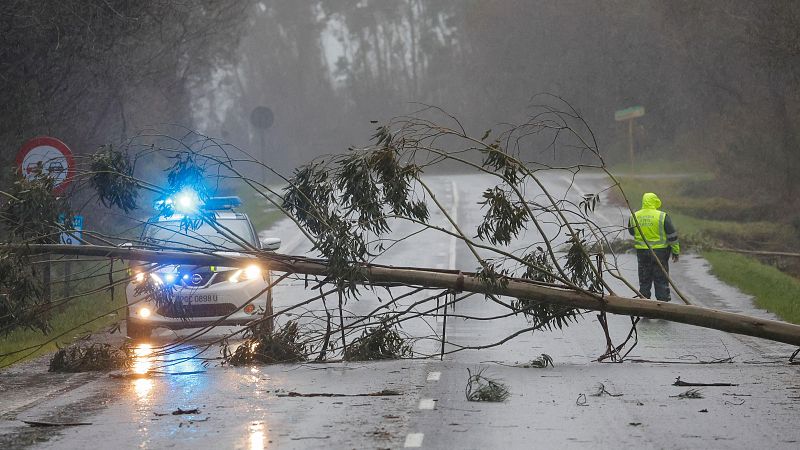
[1,173,799,449]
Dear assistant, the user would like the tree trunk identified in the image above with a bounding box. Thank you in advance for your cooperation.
[11,244,800,347]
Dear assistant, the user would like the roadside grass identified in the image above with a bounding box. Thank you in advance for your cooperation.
[236,185,287,232]
[614,173,783,248]
[668,212,781,249]
[0,260,126,366]
[609,159,711,177]
[703,250,800,324]
[0,290,124,365]
[613,173,770,222]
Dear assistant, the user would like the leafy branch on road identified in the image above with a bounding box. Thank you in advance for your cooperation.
[49,342,130,372]
[222,320,307,366]
[465,368,510,402]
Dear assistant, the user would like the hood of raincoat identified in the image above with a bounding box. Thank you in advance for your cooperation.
[641,192,661,210]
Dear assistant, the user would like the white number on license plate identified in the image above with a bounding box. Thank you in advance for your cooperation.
[175,294,219,304]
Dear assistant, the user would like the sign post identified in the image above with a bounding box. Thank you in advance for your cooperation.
[614,106,645,170]
[17,137,76,300]
[250,106,274,184]
[57,214,83,296]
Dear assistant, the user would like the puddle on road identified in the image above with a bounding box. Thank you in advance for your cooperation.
[126,342,210,405]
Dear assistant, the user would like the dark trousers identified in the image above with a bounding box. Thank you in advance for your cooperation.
[636,248,671,301]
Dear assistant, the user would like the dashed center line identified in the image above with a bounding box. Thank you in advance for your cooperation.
[418,398,436,410]
[426,371,441,381]
[404,433,425,448]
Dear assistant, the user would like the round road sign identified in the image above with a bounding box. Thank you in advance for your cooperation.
[250,106,274,130]
[16,136,75,193]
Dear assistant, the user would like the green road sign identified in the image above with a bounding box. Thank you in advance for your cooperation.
[615,106,645,121]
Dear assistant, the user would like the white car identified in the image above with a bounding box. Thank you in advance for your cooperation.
[125,196,280,339]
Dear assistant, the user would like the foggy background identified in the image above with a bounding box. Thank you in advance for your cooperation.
[2,1,798,210]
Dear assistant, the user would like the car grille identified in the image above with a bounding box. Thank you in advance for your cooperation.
[157,303,237,318]
[181,271,214,288]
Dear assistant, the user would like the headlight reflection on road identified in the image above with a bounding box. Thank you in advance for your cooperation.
[132,343,155,402]
[249,422,268,450]
[133,343,154,375]
[134,377,154,400]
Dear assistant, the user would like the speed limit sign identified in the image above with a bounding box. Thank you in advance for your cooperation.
[16,136,75,193]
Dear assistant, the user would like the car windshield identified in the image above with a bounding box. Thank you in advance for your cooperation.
[143,218,255,251]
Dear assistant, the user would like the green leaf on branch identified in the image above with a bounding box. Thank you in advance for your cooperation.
[90,145,139,213]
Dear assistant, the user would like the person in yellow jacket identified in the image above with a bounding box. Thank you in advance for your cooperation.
[628,192,680,301]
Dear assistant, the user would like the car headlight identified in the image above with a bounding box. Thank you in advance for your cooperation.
[138,307,151,318]
[150,273,164,285]
[244,264,262,280]
[133,272,145,283]
[229,264,262,283]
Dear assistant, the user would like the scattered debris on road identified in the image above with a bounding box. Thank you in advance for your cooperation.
[673,376,737,387]
[344,322,412,361]
[22,420,92,427]
[515,353,554,368]
[576,393,589,406]
[590,383,623,397]
[278,389,401,398]
[171,408,200,415]
[671,389,704,399]
[223,320,307,366]
[466,368,510,402]
[49,342,130,373]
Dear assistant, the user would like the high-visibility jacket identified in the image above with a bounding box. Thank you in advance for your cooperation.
[628,192,680,254]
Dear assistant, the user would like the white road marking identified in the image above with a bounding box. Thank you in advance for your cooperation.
[426,371,441,381]
[449,180,458,271]
[404,433,425,448]
[418,398,436,410]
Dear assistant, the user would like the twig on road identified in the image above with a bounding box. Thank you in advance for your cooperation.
[590,383,623,397]
[670,389,703,399]
[673,376,737,387]
[278,389,401,398]
[22,420,92,427]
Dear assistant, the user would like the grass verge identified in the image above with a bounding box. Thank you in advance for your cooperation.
[236,185,287,232]
[703,250,800,324]
[0,260,126,366]
[0,290,124,365]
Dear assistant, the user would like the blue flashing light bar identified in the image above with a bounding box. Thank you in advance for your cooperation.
[204,196,242,210]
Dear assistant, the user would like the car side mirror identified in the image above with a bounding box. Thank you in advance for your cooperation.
[260,237,281,251]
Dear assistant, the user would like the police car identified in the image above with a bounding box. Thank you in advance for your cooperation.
[125,194,280,339]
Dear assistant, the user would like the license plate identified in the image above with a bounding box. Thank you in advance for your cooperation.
[175,294,219,304]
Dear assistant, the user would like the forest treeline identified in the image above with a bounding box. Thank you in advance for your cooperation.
[2,1,798,213]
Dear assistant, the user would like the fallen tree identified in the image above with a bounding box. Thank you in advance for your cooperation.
[2,101,799,368]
